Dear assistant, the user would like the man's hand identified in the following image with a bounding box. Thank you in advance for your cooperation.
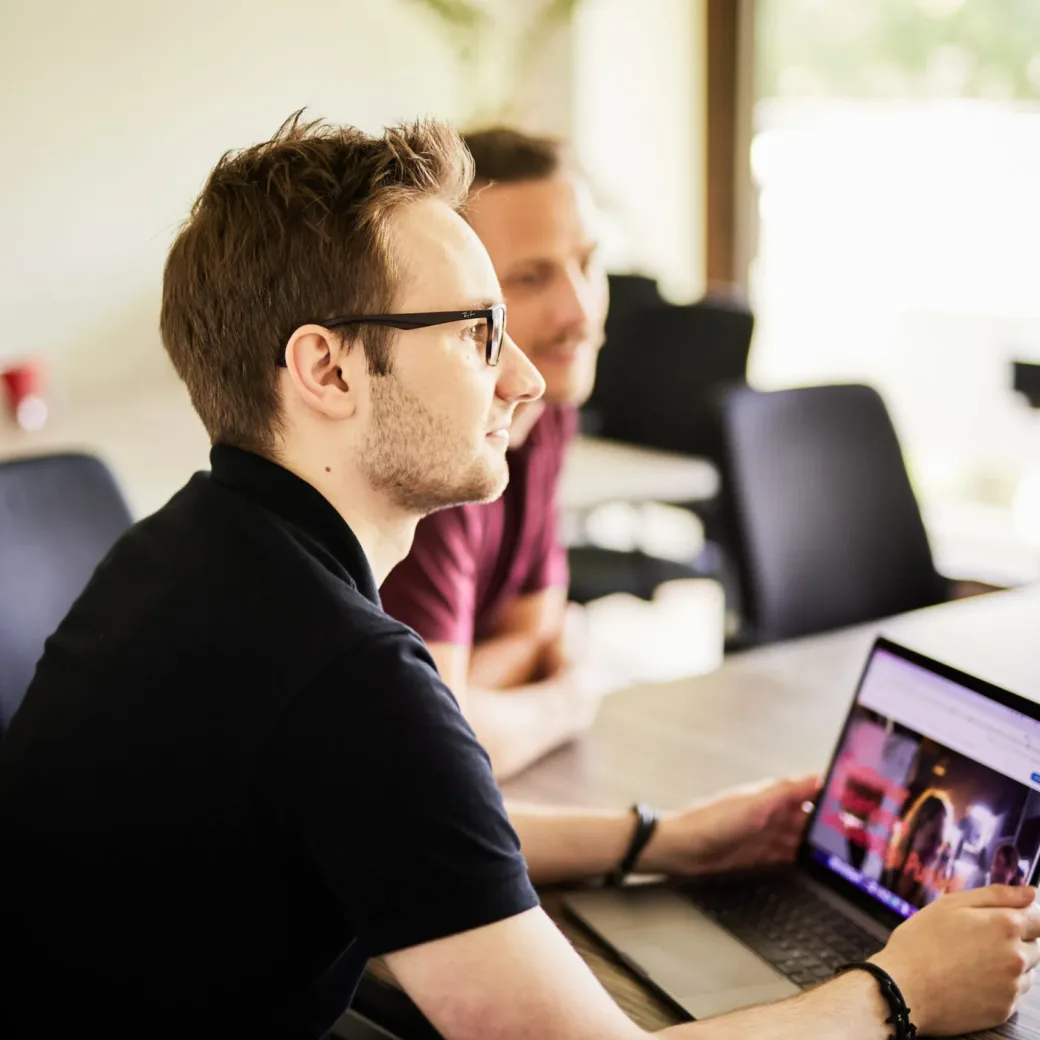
[535,602,588,680]
[873,884,1040,1036]
[551,658,620,735]
[639,776,820,877]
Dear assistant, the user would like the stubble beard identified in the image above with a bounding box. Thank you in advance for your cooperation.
[359,373,507,516]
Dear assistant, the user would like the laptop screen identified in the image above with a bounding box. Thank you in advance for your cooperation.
[805,643,1040,919]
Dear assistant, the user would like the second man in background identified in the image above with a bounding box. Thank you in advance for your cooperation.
[382,128,614,778]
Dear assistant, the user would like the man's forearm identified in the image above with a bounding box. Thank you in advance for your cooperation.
[467,672,591,781]
[509,805,634,885]
[659,971,891,1040]
[468,631,547,690]
[509,799,715,885]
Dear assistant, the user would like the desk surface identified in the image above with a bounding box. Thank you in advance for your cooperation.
[506,584,1040,811]
[559,435,718,512]
[366,585,1040,1039]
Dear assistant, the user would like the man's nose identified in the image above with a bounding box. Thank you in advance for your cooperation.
[496,334,545,403]
[553,263,597,332]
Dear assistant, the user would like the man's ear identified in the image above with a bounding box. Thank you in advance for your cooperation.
[281,324,357,419]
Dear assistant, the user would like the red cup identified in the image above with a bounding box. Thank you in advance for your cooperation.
[1,360,48,427]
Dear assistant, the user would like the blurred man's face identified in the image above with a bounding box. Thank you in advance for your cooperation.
[465,172,608,408]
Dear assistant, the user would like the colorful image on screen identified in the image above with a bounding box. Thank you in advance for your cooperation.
[807,648,1040,917]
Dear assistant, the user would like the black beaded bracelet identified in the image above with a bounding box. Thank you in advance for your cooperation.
[607,802,660,887]
[833,962,917,1040]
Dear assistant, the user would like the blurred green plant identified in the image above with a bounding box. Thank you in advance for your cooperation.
[758,0,1040,101]
[405,0,586,124]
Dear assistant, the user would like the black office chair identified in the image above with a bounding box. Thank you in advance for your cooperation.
[590,296,754,460]
[0,453,133,734]
[582,273,666,436]
[720,384,950,646]
[603,272,664,326]
[570,297,755,607]
[567,545,701,606]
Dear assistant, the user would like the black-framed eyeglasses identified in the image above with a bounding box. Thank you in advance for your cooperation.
[278,303,506,368]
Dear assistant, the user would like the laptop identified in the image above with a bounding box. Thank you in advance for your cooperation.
[564,637,1040,1020]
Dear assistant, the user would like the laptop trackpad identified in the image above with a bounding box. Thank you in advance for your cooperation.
[566,887,799,1020]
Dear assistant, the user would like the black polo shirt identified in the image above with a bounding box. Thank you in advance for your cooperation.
[0,445,537,1038]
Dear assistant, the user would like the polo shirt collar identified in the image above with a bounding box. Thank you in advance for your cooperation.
[209,444,380,607]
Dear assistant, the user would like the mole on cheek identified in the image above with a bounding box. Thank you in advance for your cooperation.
[325,466,331,473]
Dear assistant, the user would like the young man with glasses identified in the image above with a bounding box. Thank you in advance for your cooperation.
[381,129,616,779]
[1,116,1037,1040]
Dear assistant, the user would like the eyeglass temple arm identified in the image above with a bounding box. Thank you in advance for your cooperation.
[323,313,465,331]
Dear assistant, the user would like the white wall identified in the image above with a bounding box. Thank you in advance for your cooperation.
[1,0,708,399]
[572,0,706,302]
[0,0,715,530]
[0,0,466,397]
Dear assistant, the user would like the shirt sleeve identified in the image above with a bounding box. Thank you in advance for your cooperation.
[520,409,575,595]
[379,506,482,646]
[259,630,538,957]
[520,506,568,595]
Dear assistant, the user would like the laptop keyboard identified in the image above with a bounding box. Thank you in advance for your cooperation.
[680,874,885,988]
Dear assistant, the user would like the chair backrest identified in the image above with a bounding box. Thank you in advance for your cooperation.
[721,384,948,645]
[0,453,132,734]
[603,273,665,328]
[589,297,754,462]
[582,274,667,435]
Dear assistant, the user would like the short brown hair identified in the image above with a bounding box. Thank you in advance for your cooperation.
[462,126,566,187]
[161,112,474,454]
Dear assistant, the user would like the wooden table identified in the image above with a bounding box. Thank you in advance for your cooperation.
[352,585,1040,1039]
[559,436,718,512]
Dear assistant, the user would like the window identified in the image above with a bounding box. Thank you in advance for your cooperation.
[750,0,1040,579]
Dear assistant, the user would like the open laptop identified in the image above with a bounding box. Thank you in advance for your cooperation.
[565,637,1040,1019]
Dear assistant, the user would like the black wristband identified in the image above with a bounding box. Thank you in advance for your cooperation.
[833,962,917,1040]
[607,802,660,887]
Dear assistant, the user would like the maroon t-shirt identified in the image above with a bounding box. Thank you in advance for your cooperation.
[381,406,576,646]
